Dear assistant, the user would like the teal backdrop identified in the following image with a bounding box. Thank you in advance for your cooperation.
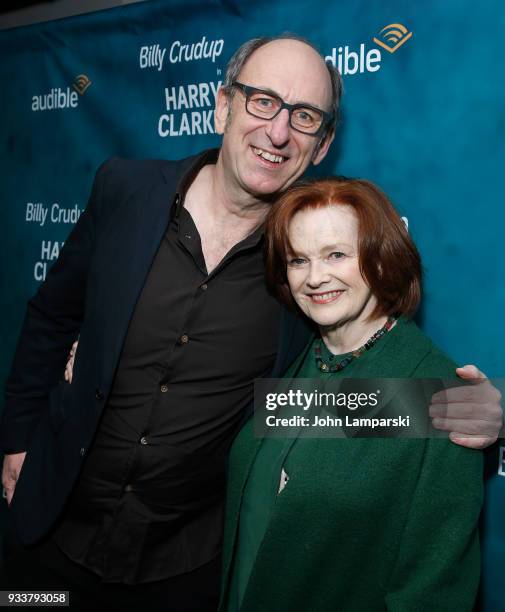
[0,0,503,608]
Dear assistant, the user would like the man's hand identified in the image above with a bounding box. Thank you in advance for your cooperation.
[2,452,27,506]
[430,365,503,449]
[64,340,78,383]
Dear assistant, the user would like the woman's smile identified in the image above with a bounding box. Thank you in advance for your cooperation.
[307,290,344,304]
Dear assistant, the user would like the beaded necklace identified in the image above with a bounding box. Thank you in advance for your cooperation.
[314,317,396,373]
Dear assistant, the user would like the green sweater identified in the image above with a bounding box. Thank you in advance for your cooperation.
[220,318,483,612]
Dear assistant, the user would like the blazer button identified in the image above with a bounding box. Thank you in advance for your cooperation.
[95,389,104,400]
[80,447,85,457]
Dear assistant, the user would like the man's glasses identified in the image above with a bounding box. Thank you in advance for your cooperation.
[231,81,332,137]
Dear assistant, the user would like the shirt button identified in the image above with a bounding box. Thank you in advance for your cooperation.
[160,384,168,393]
[140,435,148,445]
[200,283,208,291]
[179,334,189,344]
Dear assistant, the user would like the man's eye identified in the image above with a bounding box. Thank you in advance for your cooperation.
[293,109,316,125]
[253,96,275,108]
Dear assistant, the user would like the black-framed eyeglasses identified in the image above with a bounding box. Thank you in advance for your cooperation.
[231,81,332,137]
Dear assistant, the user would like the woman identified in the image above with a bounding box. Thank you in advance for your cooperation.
[220,178,483,612]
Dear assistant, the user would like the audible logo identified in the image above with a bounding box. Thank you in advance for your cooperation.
[73,74,92,95]
[325,44,381,75]
[373,23,413,54]
[32,74,91,112]
[326,22,412,75]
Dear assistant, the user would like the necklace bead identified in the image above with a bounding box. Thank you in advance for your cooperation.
[314,317,396,373]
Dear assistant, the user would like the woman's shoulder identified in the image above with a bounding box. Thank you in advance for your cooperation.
[415,344,459,379]
[391,317,459,379]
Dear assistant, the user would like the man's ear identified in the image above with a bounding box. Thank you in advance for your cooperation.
[214,87,231,135]
[312,128,335,166]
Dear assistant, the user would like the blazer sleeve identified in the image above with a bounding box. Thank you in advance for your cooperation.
[1,158,113,454]
[384,438,483,611]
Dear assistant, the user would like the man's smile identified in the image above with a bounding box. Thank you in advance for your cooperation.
[251,146,288,165]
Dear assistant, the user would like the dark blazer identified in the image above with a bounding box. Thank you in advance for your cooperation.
[1,150,311,545]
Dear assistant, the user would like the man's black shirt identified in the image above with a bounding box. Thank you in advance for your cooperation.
[52,150,281,583]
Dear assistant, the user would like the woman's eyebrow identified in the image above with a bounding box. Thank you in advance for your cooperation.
[320,241,354,251]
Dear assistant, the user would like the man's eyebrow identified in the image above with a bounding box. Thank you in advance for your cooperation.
[249,83,323,109]
[248,84,281,97]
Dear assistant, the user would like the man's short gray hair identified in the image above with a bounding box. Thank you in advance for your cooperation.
[222,34,343,135]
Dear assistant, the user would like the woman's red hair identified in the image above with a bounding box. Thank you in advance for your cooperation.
[265,177,422,320]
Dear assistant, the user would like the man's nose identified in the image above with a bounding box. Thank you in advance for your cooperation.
[266,108,291,147]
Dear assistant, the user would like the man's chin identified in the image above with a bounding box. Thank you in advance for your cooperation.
[245,176,296,200]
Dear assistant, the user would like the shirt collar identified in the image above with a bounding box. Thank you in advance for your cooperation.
[171,148,219,221]
[170,147,266,249]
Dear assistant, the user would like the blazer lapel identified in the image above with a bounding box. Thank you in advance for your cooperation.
[93,150,217,385]
[94,166,181,384]
[94,151,214,376]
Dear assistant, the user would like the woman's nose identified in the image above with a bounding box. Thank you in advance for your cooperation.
[306,261,330,287]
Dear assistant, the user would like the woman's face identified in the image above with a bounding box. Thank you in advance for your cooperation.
[286,204,379,330]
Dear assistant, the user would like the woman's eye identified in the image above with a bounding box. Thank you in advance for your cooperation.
[328,252,344,260]
[288,257,307,266]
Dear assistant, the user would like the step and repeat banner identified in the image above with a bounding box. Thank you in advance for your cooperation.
[0,0,503,608]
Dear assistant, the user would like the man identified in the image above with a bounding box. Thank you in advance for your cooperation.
[1,35,502,610]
